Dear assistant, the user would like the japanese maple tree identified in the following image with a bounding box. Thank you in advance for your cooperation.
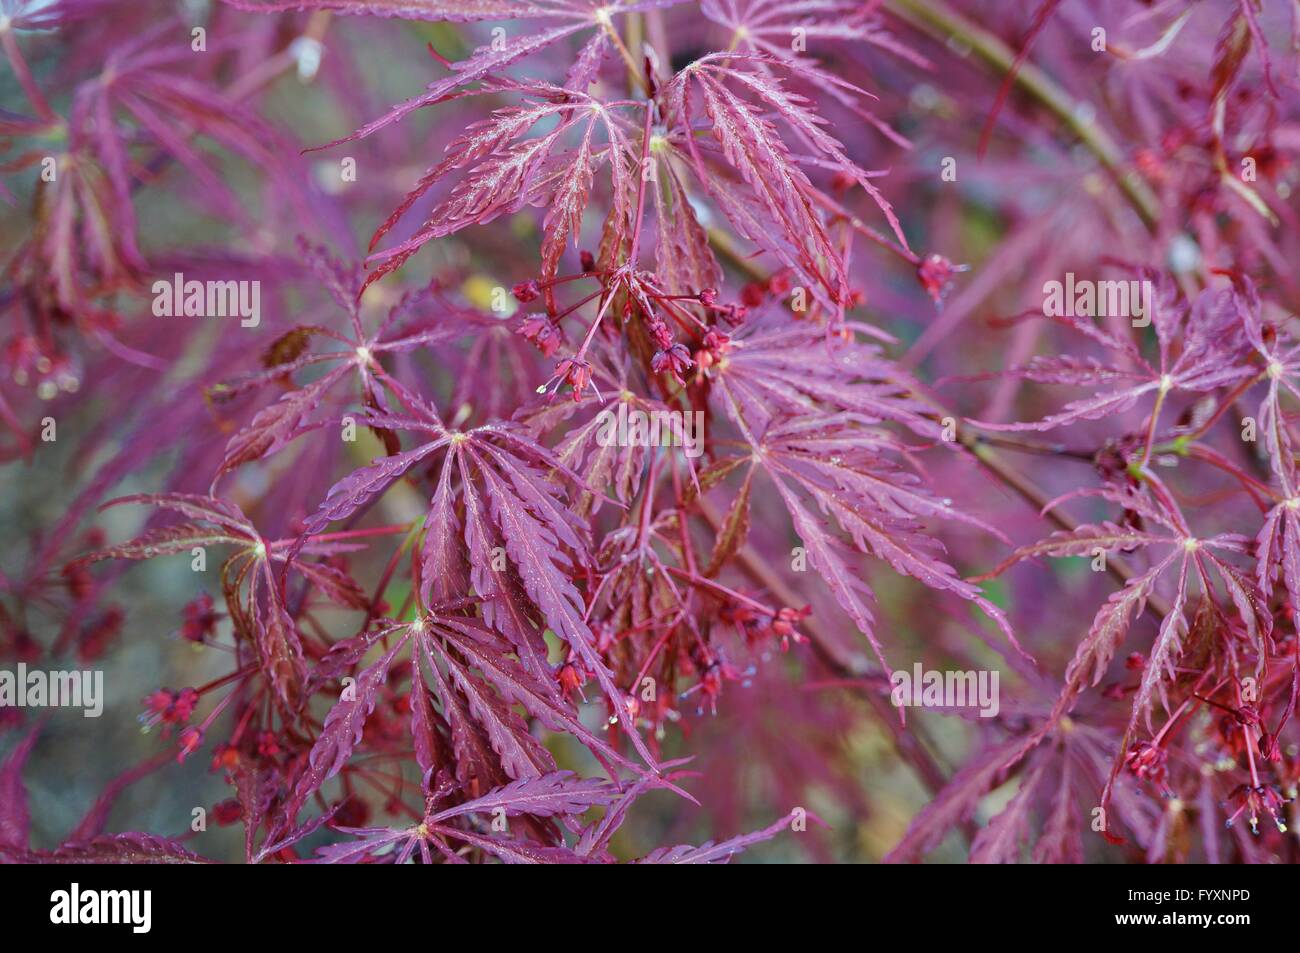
[1,0,1298,864]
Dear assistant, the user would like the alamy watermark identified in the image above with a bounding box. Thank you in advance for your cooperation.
[152,272,261,328]
[50,884,151,933]
[595,402,704,459]
[1043,272,1153,327]
[0,663,103,717]
[890,663,999,718]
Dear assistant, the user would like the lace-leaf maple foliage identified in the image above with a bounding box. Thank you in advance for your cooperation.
[1,0,1299,864]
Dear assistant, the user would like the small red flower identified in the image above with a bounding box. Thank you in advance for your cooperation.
[1224,784,1290,835]
[740,282,766,308]
[590,620,616,654]
[768,605,811,651]
[767,269,793,297]
[651,343,693,383]
[140,687,200,735]
[210,744,240,773]
[609,692,640,727]
[1259,732,1283,763]
[557,649,591,702]
[547,357,595,401]
[829,169,856,192]
[512,279,541,302]
[716,303,748,326]
[680,649,752,715]
[179,593,221,645]
[257,730,282,758]
[177,726,203,763]
[77,605,124,663]
[213,799,242,825]
[517,314,564,357]
[720,602,760,632]
[646,318,674,351]
[916,253,968,304]
[1124,740,1172,797]
[61,561,95,601]
[694,330,731,375]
